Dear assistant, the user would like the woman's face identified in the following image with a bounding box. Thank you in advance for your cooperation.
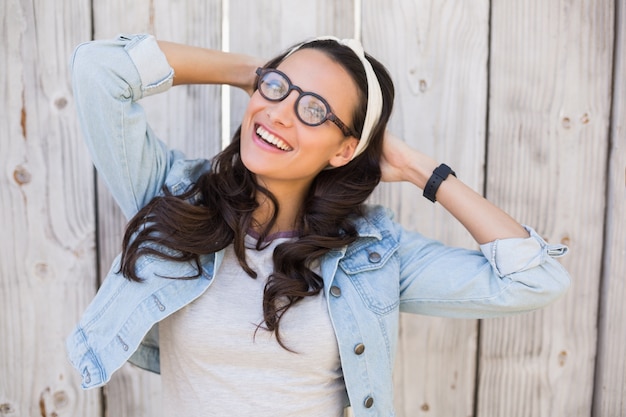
[240,48,360,192]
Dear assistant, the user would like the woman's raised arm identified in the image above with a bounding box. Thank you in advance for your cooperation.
[157,40,262,94]
[380,132,529,244]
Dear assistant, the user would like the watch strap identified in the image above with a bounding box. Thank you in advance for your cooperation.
[423,163,456,203]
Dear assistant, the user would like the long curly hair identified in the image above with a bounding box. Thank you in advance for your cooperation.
[120,39,395,349]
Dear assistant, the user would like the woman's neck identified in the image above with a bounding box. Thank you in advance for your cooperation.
[253,179,310,234]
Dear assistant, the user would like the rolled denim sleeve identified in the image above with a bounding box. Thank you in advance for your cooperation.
[123,34,174,98]
[70,34,182,219]
[479,225,568,277]
[397,224,571,318]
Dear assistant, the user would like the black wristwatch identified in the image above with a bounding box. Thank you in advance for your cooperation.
[423,163,456,203]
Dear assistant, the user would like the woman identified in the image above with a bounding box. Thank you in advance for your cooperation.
[67,33,570,417]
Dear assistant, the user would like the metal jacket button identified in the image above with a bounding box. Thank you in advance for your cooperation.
[330,286,342,297]
[354,343,365,355]
[368,252,381,263]
[364,396,374,408]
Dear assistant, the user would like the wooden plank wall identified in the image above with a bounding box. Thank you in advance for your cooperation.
[1,1,624,416]
[479,1,614,416]
[365,2,489,416]
[594,0,626,414]
[1,0,100,416]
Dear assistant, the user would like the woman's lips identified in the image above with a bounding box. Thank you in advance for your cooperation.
[255,124,293,151]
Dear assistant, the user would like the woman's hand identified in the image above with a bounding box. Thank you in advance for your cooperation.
[380,131,437,187]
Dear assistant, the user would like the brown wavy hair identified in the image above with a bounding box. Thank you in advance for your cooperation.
[120,39,395,349]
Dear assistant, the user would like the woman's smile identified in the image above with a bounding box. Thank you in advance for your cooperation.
[254,124,293,151]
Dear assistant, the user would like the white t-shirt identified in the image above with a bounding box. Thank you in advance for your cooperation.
[159,233,348,416]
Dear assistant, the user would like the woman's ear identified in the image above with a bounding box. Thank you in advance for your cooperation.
[328,137,359,168]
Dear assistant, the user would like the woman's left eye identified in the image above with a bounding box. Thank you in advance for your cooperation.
[300,102,325,123]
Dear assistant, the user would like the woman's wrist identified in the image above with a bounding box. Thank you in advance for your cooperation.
[228,54,263,94]
[404,151,439,190]
[381,132,438,186]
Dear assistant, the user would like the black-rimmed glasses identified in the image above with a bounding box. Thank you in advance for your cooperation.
[255,67,359,138]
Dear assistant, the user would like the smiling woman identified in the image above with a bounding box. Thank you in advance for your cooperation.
[65,33,571,417]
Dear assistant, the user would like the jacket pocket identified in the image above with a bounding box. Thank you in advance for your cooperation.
[339,237,400,314]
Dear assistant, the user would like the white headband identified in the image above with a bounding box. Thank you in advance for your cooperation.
[284,36,383,161]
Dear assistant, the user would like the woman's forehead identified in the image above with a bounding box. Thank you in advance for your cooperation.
[278,49,345,83]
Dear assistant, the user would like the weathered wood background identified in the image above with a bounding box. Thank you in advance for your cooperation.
[1,0,624,416]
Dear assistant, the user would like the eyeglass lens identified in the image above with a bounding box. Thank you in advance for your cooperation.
[258,70,330,127]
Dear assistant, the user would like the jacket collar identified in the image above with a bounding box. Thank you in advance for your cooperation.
[351,204,390,240]
[320,205,392,293]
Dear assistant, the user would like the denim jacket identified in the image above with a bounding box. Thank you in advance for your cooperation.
[66,34,570,417]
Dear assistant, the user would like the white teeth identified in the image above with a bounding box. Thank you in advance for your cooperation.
[256,126,292,151]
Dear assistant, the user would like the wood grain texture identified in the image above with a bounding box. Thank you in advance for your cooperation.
[479,0,614,416]
[362,1,489,416]
[0,0,100,416]
[593,1,626,415]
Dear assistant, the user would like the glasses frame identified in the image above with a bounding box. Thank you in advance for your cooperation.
[255,67,359,138]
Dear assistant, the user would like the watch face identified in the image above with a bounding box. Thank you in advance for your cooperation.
[434,163,454,178]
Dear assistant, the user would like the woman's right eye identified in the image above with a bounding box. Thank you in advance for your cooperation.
[263,79,287,98]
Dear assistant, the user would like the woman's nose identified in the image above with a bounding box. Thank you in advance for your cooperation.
[266,92,298,127]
